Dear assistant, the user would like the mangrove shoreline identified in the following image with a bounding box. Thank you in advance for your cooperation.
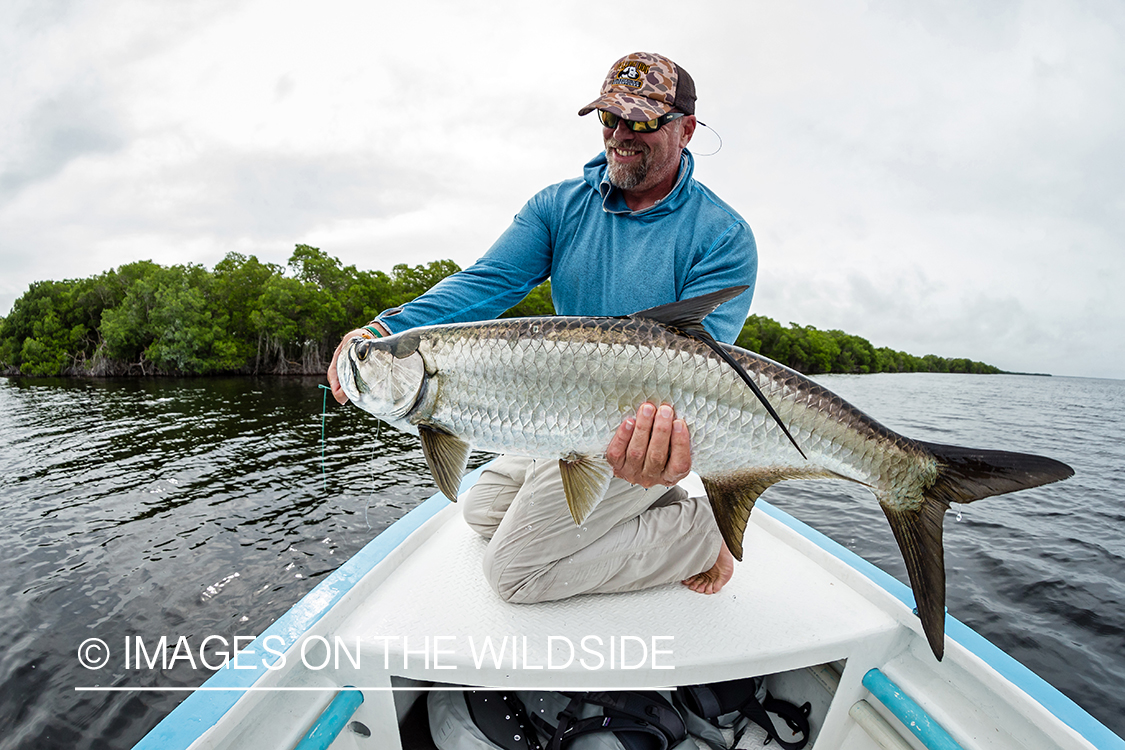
[0,246,1002,378]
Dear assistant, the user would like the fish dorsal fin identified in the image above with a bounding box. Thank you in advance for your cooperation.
[700,474,782,561]
[558,454,614,524]
[634,287,807,461]
[418,425,471,501]
[631,286,749,331]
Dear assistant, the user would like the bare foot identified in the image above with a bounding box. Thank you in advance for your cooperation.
[682,540,735,594]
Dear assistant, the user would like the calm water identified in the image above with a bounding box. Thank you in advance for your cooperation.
[0,373,1122,748]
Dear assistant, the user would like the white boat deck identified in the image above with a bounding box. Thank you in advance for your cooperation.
[335,501,900,688]
[141,473,1118,750]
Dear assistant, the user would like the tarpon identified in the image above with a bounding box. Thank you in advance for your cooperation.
[336,287,1074,659]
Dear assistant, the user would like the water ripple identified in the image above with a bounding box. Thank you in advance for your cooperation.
[0,373,1122,746]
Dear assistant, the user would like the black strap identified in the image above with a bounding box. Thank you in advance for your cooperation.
[583,691,686,745]
[548,692,686,750]
[550,714,668,750]
[734,692,811,750]
[679,685,725,723]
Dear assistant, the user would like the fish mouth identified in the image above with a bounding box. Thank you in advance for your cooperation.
[344,345,369,398]
[351,360,368,396]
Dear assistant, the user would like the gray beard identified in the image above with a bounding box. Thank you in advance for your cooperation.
[606,155,647,190]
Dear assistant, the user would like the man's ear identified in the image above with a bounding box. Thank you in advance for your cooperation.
[679,115,698,148]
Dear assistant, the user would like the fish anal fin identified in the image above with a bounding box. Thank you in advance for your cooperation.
[880,496,949,661]
[700,473,783,562]
[418,425,471,502]
[558,454,614,525]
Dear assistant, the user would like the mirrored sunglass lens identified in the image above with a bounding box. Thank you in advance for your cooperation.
[600,111,673,132]
[599,111,619,128]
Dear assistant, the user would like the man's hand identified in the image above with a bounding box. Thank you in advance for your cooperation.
[606,402,692,487]
[327,323,389,404]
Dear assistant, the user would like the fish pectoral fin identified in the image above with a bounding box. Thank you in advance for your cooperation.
[418,425,471,502]
[700,475,781,561]
[880,497,949,661]
[558,455,614,525]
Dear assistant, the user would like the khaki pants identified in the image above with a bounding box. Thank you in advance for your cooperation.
[462,456,722,603]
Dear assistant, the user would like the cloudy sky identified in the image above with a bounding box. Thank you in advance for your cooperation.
[2,1,1121,379]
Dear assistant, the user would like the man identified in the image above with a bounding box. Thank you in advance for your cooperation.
[328,52,755,603]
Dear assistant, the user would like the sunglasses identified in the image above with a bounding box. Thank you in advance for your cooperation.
[598,110,686,133]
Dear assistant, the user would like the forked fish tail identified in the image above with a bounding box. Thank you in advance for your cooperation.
[882,441,1074,660]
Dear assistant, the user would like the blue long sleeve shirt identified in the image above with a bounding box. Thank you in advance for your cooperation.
[378,149,757,344]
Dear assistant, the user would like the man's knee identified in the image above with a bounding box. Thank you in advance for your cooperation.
[490,574,553,605]
[481,539,554,604]
[482,544,520,603]
[461,487,503,538]
[461,470,523,538]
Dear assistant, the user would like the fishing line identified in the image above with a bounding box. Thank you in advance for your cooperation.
[364,441,377,531]
[362,420,388,530]
[318,384,330,493]
[320,382,378,530]
[691,122,723,157]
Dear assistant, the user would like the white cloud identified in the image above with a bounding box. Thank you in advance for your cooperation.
[1,0,1122,378]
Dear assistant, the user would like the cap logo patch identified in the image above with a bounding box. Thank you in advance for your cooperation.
[612,61,649,89]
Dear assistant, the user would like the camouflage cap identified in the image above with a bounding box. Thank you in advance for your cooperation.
[578,52,696,121]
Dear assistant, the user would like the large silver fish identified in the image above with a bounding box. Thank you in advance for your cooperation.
[336,287,1073,659]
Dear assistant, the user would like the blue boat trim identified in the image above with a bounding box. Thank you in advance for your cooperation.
[862,668,964,750]
[293,687,364,750]
[755,499,1125,750]
[133,468,479,750]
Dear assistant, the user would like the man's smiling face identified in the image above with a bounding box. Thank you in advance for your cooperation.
[602,113,694,195]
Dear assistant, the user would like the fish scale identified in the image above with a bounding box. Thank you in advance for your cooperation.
[338,286,1074,660]
[431,322,798,477]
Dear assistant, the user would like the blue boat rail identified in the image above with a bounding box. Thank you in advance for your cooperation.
[293,688,365,750]
[860,668,964,750]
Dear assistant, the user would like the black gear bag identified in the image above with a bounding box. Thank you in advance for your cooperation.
[675,677,811,750]
[430,689,692,750]
[537,691,688,750]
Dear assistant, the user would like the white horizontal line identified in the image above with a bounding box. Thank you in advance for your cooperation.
[74,685,675,692]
